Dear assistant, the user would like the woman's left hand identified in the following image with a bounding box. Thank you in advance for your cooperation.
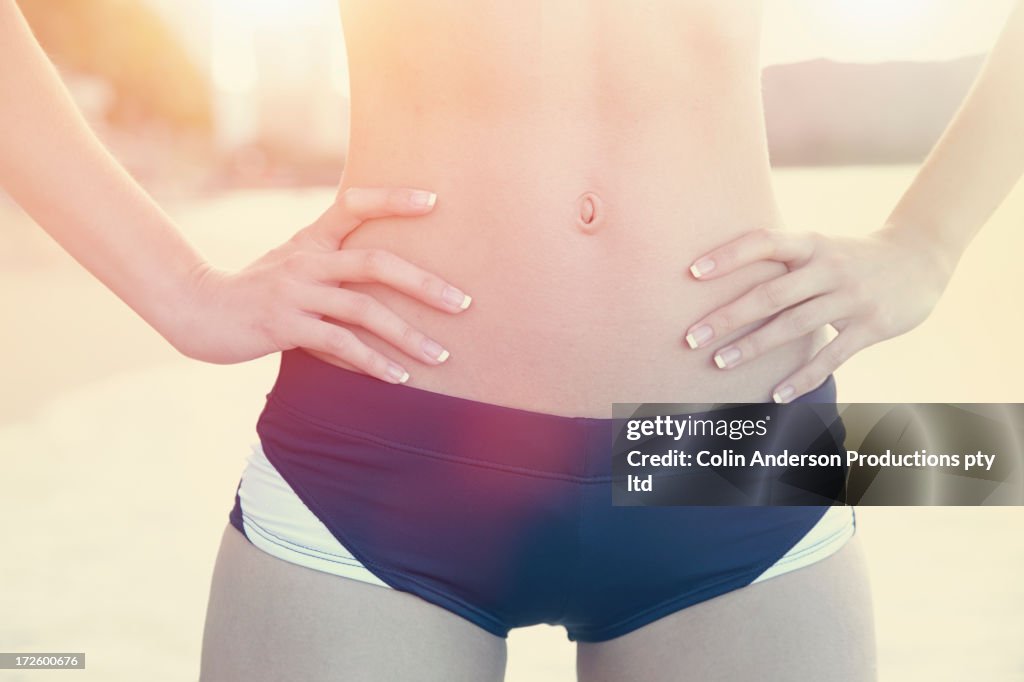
[683,226,957,402]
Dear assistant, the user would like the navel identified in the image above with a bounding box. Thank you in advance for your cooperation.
[574,191,605,234]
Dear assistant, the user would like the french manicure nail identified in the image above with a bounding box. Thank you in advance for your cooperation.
[690,258,716,278]
[422,338,450,362]
[772,385,796,404]
[386,363,410,384]
[442,285,472,310]
[411,191,437,208]
[713,346,742,369]
[685,325,714,349]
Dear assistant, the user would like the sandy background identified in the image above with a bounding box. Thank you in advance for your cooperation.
[2,166,1023,680]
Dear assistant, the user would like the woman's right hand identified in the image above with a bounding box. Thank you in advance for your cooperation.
[171,186,471,384]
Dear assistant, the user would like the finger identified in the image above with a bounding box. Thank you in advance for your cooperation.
[831,317,854,332]
[706,295,842,369]
[688,228,816,280]
[771,329,871,403]
[302,286,451,365]
[307,249,472,313]
[289,316,412,385]
[300,187,438,249]
[684,267,834,350]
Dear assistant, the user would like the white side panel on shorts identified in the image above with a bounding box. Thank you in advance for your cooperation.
[752,505,857,584]
[238,441,392,589]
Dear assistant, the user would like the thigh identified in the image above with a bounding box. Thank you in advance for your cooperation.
[200,523,508,682]
[576,534,877,682]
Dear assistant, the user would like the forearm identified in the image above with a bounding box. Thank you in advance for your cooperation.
[884,0,1024,269]
[0,1,207,346]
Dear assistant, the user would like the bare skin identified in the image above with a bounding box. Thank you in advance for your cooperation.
[4,0,1022,679]
[202,2,1023,678]
[686,1,1024,401]
[201,524,509,682]
[201,523,874,682]
[324,0,824,414]
[0,2,473,386]
[314,0,1024,413]
[576,534,876,682]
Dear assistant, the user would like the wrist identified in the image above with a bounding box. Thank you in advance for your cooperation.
[875,217,962,285]
[160,260,222,359]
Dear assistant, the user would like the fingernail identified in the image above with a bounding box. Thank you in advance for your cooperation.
[690,258,716,278]
[411,191,437,208]
[773,385,796,404]
[685,324,714,349]
[386,363,410,384]
[442,285,472,310]
[713,346,742,369]
[422,338,450,362]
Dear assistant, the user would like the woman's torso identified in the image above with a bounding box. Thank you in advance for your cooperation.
[314,0,825,416]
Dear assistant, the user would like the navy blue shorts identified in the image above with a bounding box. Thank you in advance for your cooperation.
[229,348,854,642]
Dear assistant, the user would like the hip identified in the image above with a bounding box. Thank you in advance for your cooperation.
[328,154,816,413]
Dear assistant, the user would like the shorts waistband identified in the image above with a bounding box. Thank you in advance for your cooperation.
[261,349,837,480]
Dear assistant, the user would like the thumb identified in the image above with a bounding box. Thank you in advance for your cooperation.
[301,186,437,249]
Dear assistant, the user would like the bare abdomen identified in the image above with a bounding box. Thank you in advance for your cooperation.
[313,1,821,415]
[311,113,820,415]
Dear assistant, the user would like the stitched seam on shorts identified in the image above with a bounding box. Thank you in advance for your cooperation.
[570,562,772,640]
[267,393,613,483]
[571,510,854,640]
[257,438,512,636]
[242,513,365,565]
[243,516,371,570]
[257,438,410,588]
[366,566,512,636]
[765,509,855,568]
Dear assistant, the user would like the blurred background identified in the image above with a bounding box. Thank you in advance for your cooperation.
[2,0,1023,680]
[6,0,1018,189]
